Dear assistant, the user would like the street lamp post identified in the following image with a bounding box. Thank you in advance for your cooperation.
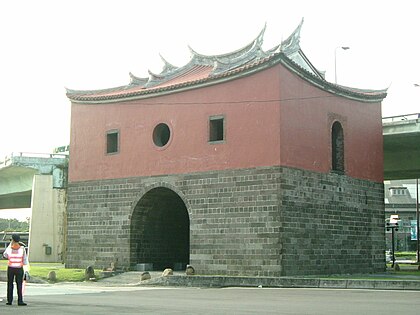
[386,216,399,268]
[415,84,420,265]
[416,179,419,264]
[334,46,350,84]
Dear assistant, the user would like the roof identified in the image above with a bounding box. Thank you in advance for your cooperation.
[384,181,417,205]
[66,19,387,104]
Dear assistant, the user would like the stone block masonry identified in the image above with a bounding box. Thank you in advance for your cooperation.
[66,166,384,277]
[278,167,384,275]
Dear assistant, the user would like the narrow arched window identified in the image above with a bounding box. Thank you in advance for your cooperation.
[332,121,344,173]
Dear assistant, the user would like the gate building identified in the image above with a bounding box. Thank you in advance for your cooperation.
[66,21,386,276]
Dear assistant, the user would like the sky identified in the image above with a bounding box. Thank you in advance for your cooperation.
[0,0,419,160]
[0,209,31,222]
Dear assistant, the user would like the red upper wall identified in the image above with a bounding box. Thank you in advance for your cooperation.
[69,63,383,183]
[278,66,383,182]
[69,67,282,182]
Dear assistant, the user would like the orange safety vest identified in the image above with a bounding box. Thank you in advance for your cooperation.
[7,246,25,268]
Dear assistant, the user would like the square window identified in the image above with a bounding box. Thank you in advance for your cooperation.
[209,117,224,142]
[106,131,119,154]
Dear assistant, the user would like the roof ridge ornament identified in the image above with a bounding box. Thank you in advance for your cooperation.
[265,44,281,55]
[159,54,178,74]
[188,24,267,67]
[129,72,148,86]
[145,57,207,88]
[256,22,266,48]
[188,45,216,66]
[281,18,304,55]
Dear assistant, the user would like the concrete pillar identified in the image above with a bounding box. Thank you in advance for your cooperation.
[28,174,66,263]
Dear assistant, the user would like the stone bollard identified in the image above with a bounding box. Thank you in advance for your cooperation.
[48,270,57,282]
[185,265,195,276]
[140,272,151,281]
[162,268,173,277]
[85,265,95,281]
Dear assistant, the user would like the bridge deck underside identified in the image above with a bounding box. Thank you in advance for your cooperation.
[383,131,420,180]
[0,165,37,209]
[0,190,32,209]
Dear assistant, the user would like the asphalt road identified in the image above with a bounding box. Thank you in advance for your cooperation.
[1,283,420,314]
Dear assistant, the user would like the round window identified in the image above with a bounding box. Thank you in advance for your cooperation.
[153,123,171,147]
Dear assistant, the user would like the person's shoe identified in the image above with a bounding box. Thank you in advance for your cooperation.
[18,302,27,306]
[6,302,12,305]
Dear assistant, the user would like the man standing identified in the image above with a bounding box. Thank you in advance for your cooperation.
[3,234,29,306]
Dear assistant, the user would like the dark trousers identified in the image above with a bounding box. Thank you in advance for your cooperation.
[7,266,24,304]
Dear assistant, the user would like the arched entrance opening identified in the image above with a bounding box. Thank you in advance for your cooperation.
[130,187,189,271]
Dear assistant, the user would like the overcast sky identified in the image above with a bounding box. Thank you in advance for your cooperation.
[0,0,419,159]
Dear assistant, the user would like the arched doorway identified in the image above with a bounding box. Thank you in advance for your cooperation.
[130,187,189,271]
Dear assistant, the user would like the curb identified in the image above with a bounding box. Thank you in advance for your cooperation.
[139,275,420,291]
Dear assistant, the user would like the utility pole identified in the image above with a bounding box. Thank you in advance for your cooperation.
[415,84,420,265]
[334,46,350,84]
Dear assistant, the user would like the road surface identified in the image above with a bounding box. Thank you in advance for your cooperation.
[1,282,419,314]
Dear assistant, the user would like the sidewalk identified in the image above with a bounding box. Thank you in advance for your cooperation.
[140,274,420,290]
[87,263,420,291]
[2,264,420,291]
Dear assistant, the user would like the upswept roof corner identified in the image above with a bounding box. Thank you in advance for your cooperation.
[278,55,387,101]
[129,72,148,86]
[280,18,303,55]
[66,19,387,103]
[188,23,266,64]
[159,54,178,74]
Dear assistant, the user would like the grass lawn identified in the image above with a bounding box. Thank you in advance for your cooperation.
[394,251,417,258]
[0,260,102,282]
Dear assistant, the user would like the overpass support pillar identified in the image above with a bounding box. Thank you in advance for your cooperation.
[28,174,66,263]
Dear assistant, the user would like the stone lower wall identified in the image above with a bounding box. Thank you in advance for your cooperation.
[279,167,384,275]
[185,168,282,276]
[66,166,384,276]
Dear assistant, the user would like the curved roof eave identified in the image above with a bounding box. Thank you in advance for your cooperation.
[68,53,387,104]
[66,84,135,96]
[188,24,266,62]
[68,56,278,104]
[278,53,387,103]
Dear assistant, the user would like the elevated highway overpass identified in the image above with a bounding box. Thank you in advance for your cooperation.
[0,152,68,209]
[0,152,68,263]
[383,113,420,180]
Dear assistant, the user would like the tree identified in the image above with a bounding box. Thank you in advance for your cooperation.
[0,218,29,232]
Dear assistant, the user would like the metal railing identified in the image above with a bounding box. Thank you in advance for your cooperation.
[0,151,69,168]
[0,232,29,252]
[382,113,420,123]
